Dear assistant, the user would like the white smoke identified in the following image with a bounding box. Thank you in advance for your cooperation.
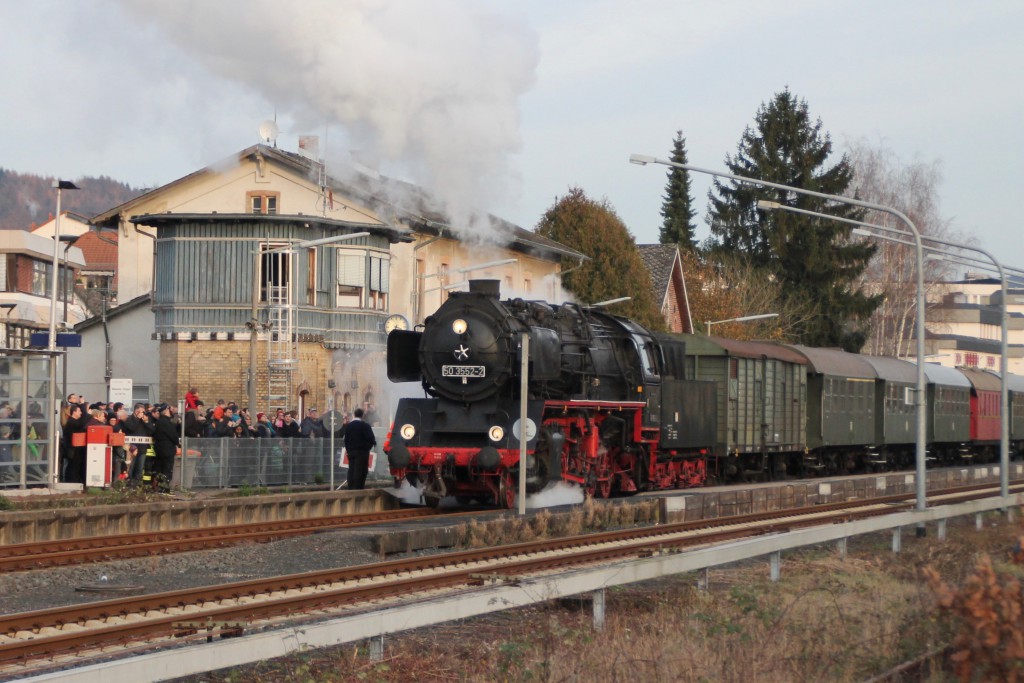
[525,481,585,509]
[115,0,538,238]
[385,477,584,510]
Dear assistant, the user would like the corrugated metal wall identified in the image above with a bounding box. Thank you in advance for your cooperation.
[152,220,390,348]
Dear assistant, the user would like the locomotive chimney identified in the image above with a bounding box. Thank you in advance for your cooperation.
[469,279,501,299]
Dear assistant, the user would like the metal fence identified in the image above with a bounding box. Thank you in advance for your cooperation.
[177,431,389,489]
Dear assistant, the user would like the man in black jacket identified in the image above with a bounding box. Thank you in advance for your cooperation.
[152,404,180,493]
[278,412,301,438]
[341,408,376,490]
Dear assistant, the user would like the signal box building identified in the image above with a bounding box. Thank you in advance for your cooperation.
[86,143,582,415]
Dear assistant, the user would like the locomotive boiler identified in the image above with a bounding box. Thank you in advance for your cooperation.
[385,280,717,507]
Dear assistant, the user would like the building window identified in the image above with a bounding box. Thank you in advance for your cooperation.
[247,191,280,215]
[259,243,290,303]
[31,261,50,296]
[368,253,389,310]
[336,248,390,310]
[306,248,317,305]
[336,251,365,308]
[5,324,39,350]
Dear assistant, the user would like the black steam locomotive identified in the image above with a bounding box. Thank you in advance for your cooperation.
[384,280,1024,508]
[385,280,716,507]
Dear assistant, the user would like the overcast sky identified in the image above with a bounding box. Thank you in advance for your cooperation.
[2,1,1021,269]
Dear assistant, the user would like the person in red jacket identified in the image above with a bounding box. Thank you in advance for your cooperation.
[184,387,200,411]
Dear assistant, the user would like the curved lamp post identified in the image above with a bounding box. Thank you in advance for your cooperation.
[846,224,1013,500]
[630,154,929,520]
[49,180,79,488]
[756,198,1014,501]
[705,312,778,335]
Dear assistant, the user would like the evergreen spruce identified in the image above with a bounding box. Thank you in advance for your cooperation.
[659,130,697,251]
[706,89,880,351]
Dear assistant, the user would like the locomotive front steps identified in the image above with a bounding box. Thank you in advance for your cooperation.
[0,488,397,545]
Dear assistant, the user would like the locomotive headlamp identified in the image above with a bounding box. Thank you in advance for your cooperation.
[451,318,468,335]
[400,423,416,440]
[488,425,505,442]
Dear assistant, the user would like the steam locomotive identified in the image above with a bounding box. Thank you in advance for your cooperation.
[384,280,1024,508]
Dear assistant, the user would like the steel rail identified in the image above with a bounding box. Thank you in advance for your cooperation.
[0,507,447,572]
[2,481,1019,668]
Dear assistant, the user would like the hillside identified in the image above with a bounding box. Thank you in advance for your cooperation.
[0,169,144,230]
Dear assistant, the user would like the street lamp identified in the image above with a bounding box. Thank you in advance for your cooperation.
[631,153,930,521]
[49,180,79,489]
[591,296,632,307]
[48,181,79,351]
[764,200,1018,503]
[431,258,518,292]
[843,224,1015,500]
[705,312,779,335]
[58,234,81,406]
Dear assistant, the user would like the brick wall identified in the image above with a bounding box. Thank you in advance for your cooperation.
[14,256,34,294]
[159,339,386,415]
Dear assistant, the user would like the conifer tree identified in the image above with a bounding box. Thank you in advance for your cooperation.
[536,187,665,331]
[659,130,697,251]
[706,89,880,351]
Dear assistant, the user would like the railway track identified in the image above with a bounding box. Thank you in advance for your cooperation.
[0,480,1015,573]
[0,507,450,572]
[1,482,1017,676]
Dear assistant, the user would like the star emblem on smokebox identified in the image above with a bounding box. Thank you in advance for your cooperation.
[454,345,470,361]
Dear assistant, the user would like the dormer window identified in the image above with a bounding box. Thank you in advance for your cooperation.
[248,191,280,215]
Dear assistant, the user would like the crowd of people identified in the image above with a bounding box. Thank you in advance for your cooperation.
[55,387,380,491]
[58,393,180,491]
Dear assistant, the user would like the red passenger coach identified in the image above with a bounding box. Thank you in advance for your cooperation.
[960,369,1002,444]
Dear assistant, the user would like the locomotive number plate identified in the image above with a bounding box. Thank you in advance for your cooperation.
[442,365,485,378]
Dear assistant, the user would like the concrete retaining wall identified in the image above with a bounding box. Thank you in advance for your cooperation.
[661,465,1024,523]
[0,489,398,545]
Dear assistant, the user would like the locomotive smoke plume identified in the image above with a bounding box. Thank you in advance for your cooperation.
[116,0,539,240]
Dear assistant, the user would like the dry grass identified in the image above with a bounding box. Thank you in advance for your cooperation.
[176,510,1023,683]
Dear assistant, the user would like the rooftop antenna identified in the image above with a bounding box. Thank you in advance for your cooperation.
[258,117,279,147]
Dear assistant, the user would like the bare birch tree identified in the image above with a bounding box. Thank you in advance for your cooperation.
[845,139,964,356]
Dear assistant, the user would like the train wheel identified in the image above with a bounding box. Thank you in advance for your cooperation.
[499,471,517,509]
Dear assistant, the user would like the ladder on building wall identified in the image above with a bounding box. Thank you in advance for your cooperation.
[265,253,298,411]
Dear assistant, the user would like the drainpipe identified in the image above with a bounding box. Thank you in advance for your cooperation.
[412,227,446,324]
[102,293,112,395]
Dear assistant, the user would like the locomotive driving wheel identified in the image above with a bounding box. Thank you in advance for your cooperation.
[498,470,517,509]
